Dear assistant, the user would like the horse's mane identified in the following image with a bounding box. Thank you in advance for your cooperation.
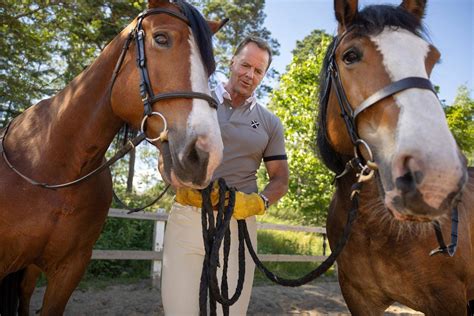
[175,0,216,76]
[316,4,429,174]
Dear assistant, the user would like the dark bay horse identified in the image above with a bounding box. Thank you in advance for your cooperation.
[317,0,473,314]
[0,0,225,314]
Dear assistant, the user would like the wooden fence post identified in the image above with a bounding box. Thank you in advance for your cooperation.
[151,209,166,289]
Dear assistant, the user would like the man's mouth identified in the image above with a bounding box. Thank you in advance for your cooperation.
[240,80,251,88]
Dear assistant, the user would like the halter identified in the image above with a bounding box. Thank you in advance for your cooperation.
[1,7,218,189]
[321,28,459,257]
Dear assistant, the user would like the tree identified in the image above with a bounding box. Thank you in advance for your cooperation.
[0,1,141,126]
[265,31,334,226]
[445,85,474,164]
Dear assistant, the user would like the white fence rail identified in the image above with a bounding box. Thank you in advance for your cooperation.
[91,208,329,287]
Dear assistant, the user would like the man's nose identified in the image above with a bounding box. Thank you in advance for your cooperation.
[245,68,255,79]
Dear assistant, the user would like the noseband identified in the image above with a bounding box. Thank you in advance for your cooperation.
[110,7,218,142]
[322,29,459,257]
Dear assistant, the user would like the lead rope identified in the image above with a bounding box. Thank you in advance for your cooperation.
[199,176,363,315]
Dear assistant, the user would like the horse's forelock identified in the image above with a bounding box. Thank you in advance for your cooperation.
[175,0,216,77]
[353,5,428,39]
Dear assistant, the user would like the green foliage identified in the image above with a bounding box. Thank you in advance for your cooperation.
[258,230,325,255]
[444,85,474,164]
[0,1,141,126]
[254,229,334,284]
[266,31,334,226]
[87,218,153,279]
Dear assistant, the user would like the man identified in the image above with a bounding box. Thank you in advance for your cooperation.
[161,36,289,315]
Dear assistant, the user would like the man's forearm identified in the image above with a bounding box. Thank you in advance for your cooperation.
[260,176,289,206]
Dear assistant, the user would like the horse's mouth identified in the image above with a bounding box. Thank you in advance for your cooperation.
[387,207,433,222]
[157,141,211,189]
[385,187,463,223]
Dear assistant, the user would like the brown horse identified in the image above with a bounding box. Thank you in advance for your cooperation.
[317,0,473,315]
[0,0,225,314]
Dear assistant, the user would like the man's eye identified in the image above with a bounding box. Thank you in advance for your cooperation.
[342,49,361,65]
[154,34,169,46]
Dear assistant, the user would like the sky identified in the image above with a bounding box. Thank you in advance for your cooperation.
[263,0,473,105]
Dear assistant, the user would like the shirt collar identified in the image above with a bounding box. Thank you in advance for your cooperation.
[214,81,257,111]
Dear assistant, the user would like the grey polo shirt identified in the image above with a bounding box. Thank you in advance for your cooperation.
[211,86,287,194]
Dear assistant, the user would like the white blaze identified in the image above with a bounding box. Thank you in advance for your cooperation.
[187,31,223,180]
[371,27,462,209]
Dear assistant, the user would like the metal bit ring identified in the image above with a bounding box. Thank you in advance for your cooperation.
[140,112,168,142]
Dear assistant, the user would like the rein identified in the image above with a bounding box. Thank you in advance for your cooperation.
[1,7,217,196]
[1,120,146,189]
[322,28,460,257]
[199,177,364,315]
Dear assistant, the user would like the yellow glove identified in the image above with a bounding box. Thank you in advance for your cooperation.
[175,182,220,208]
[232,192,266,220]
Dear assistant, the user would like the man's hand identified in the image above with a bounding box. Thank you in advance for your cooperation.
[176,183,266,219]
[232,191,265,220]
[175,182,220,208]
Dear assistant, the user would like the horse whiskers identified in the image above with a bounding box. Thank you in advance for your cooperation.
[360,194,448,241]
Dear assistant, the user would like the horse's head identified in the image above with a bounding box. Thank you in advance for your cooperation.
[318,0,468,221]
[110,0,225,189]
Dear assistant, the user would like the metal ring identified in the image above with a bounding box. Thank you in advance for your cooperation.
[353,139,374,163]
[140,112,168,142]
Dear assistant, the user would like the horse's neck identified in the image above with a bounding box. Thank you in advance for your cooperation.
[6,29,129,181]
[464,167,474,231]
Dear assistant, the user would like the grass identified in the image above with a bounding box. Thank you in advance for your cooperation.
[253,228,336,285]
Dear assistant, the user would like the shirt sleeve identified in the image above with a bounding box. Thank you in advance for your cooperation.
[263,114,287,162]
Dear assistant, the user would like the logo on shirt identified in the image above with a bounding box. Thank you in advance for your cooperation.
[250,120,260,129]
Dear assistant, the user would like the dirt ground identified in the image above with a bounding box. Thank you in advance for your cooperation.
[30,280,423,315]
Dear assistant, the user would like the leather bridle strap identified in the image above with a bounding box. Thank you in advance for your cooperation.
[132,8,218,116]
[150,92,218,109]
[353,76,436,119]
[1,120,146,189]
[429,206,459,257]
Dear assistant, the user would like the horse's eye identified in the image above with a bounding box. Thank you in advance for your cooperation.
[154,33,169,46]
[342,49,361,65]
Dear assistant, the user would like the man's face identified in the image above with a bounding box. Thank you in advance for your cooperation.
[228,42,269,98]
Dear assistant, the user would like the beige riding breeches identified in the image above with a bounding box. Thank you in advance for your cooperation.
[161,202,257,315]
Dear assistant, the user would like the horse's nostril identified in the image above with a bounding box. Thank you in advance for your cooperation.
[396,172,417,193]
[187,145,201,164]
[393,155,424,193]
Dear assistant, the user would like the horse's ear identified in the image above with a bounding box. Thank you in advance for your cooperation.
[207,18,229,35]
[334,0,359,31]
[399,0,427,21]
[148,0,168,9]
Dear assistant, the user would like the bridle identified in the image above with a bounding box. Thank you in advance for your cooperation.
[1,7,218,189]
[111,7,218,143]
[321,27,459,257]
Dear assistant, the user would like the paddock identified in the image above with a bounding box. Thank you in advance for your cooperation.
[29,208,422,315]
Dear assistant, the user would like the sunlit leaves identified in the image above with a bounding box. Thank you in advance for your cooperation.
[264,31,333,226]
[445,85,474,164]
